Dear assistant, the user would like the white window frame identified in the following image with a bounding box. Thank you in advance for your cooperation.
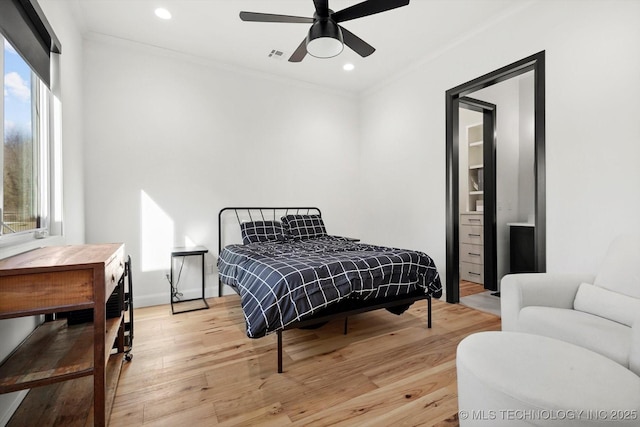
[0,35,57,247]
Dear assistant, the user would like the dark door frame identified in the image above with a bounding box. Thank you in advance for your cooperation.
[445,51,546,303]
[458,97,497,292]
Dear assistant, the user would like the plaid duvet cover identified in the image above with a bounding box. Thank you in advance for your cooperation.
[218,236,442,338]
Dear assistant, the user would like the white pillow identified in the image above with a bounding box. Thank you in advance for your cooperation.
[573,282,640,327]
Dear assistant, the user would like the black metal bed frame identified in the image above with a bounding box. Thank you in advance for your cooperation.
[217,206,432,373]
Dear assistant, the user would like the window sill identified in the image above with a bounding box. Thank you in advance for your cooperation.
[0,235,65,260]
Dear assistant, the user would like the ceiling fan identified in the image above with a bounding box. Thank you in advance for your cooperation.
[239,0,410,62]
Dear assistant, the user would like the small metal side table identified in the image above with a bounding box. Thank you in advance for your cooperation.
[170,246,209,314]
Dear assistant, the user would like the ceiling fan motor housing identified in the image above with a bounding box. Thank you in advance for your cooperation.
[306,15,344,58]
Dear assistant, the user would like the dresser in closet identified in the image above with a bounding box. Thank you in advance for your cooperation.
[460,212,484,284]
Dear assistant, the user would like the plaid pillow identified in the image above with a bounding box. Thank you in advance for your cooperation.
[240,221,284,244]
[281,214,327,240]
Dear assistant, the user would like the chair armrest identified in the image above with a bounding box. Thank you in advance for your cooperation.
[501,273,595,331]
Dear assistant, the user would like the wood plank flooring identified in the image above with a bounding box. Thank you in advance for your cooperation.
[110,295,500,426]
[459,280,486,298]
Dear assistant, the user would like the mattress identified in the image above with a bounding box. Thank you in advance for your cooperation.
[218,236,442,338]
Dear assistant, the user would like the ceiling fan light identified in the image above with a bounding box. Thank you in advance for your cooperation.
[306,20,344,58]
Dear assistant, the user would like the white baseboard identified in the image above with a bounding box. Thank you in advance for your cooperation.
[134,286,235,308]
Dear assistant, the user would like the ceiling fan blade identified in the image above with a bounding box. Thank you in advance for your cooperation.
[332,0,410,23]
[340,26,375,57]
[239,11,314,24]
[289,38,308,62]
[313,0,329,17]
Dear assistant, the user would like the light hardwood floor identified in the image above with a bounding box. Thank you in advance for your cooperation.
[459,280,486,297]
[110,295,500,426]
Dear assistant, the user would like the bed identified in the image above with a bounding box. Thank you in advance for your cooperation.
[217,207,442,372]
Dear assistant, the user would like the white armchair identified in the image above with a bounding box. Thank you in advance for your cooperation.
[501,233,640,376]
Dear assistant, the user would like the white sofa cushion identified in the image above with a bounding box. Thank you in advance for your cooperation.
[518,306,631,368]
[574,282,640,327]
[593,233,640,298]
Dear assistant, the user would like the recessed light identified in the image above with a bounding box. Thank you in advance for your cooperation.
[155,8,172,20]
[343,63,355,71]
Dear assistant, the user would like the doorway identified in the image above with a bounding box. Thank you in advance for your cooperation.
[457,97,497,296]
[445,51,546,304]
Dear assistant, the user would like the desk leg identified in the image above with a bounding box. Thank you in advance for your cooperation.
[170,255,174,314]
[201,253,206,304]
[201,253,209,308]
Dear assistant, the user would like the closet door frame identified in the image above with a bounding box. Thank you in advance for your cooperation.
[445,51,546,303]
[459,97,497,292]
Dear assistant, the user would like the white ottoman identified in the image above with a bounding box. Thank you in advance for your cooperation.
[456,331,640,426]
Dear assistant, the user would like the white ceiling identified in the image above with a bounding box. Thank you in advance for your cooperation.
[69,0,527,93]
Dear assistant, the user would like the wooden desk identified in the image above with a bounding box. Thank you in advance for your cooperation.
[0,243,126,426]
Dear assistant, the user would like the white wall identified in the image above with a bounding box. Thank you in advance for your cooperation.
[358,76,446,254]
[0,1,86,424]
[360,0,640,283]
[46,2,86,245]
[82,36,360,306]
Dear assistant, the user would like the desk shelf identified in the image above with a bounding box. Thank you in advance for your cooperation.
[6,353,124,427]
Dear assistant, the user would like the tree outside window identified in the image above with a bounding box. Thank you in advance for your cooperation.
[3,38,39,234]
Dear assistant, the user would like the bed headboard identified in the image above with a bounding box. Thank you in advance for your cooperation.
[217,206,322,255]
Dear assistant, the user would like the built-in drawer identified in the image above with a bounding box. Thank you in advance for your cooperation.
[460,213,483,226]
[460,243,484,265]
[460,261,484,284]
[460,225,483,245]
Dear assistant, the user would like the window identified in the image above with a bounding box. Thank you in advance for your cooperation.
[1,36,50,239]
